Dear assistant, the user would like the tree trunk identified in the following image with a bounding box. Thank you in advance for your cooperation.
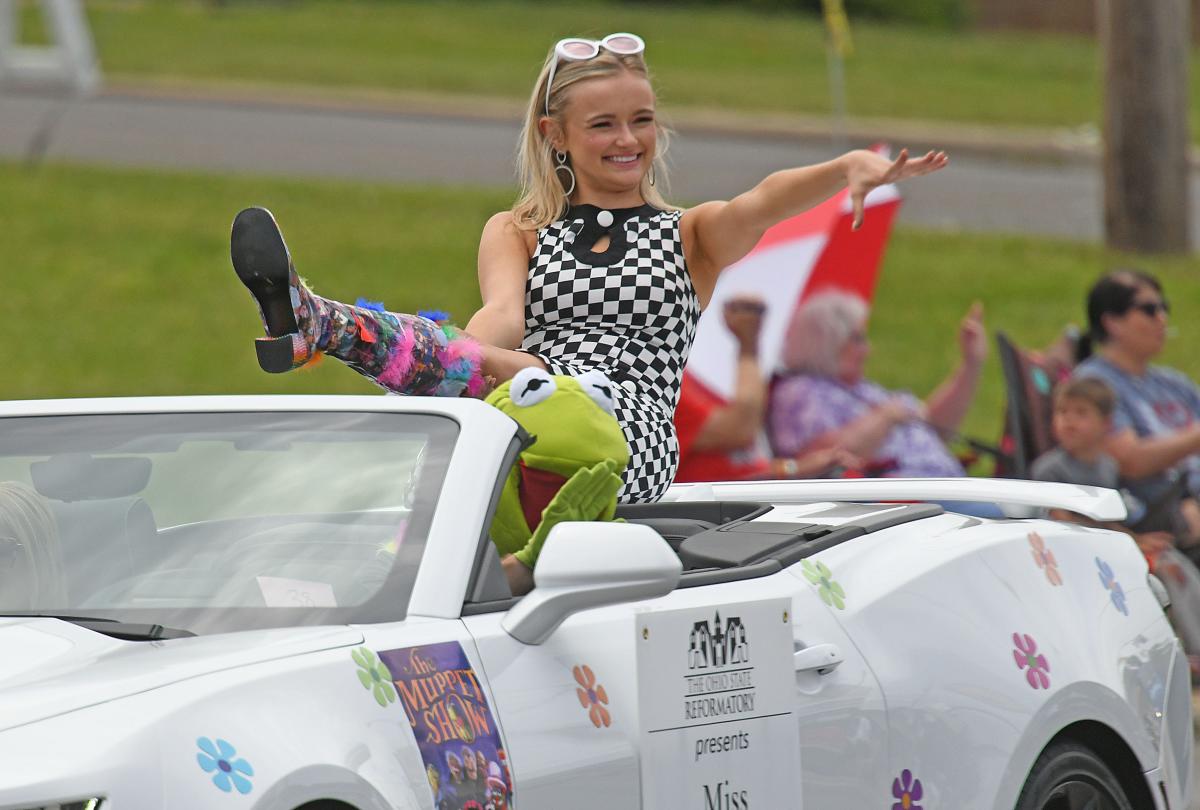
[1099,0,1192,254]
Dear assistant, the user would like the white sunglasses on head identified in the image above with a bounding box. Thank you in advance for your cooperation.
[545,33,646,117]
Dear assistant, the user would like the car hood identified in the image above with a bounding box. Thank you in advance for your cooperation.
[0,617,364,732]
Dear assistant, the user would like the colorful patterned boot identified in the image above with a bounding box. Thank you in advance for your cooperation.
[230,207,489,397]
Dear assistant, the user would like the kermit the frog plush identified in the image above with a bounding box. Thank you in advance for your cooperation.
[486,366,630,582]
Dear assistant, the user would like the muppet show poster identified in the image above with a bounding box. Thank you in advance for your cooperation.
[379,641,513,810]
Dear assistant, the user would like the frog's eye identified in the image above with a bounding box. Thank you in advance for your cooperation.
[575,370,616,414]
[510,367,557,407]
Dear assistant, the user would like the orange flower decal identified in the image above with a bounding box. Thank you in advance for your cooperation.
[573,664,611,728]
[1029,532,1063,586]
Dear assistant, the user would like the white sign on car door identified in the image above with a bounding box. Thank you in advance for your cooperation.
[636,597,801,809]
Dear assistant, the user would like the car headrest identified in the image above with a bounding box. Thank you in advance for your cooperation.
[49,497,157,603]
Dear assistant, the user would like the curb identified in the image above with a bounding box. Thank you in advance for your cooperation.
[93,75,1119,168]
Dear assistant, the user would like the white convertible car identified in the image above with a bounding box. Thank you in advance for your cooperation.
[0,396,1190,810]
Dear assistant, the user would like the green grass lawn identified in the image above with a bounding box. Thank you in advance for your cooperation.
[19,0,1196,134]
[4,160,1199,450]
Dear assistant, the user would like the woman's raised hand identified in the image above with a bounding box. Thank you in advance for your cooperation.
[957,301,988,368]
[723,296,767,355]
[846,148,948,230]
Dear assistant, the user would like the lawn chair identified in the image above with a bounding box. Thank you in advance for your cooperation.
[994,330,1071,478]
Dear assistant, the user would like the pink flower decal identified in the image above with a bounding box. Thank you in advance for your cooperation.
[891,769,924,810]
[1028,532,1062,586]
[574,665,611,728]
[1013,632,1051,689]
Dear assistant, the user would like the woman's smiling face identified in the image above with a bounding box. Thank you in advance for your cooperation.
[552,70,657,201]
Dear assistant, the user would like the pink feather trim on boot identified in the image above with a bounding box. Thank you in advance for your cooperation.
[438,329,490,398]
[377,328,417,389]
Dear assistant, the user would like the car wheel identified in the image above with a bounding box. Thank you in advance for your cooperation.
[1015,741,1135,810]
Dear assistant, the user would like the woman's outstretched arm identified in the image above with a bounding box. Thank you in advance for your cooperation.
[681,149,947,306]
[467,212,533,349]
[466,212,546,595]
[465,211,548,381]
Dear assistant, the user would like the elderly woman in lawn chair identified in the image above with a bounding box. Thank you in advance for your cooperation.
[766,291,1001,515]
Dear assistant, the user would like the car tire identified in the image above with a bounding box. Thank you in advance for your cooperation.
[1014,741,1136,810]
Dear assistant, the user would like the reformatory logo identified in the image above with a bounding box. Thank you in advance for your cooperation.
[687,611,749,670]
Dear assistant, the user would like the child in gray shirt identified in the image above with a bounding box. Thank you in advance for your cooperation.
[1031,378,1153,543]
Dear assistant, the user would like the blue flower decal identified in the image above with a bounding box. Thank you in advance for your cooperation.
[1096,557,1129,616]
[197,737,254,795]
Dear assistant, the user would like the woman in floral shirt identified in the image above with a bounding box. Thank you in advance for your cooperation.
[768,291,987,479]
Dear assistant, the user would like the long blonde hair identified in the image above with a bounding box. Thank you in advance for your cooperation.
[0,481,67,607]
[512,43,674,231]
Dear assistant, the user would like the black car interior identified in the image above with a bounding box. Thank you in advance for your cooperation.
[463,499,945,613]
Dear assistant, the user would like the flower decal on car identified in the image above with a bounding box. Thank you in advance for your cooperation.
[352,646,396,707]
[574,664,611,728]
[801,559,846,610]
[1096,557,1129,616]
[1012,632,1051,689]
[196,737,254,795]
[1028,532,1062,586]
[891,769,924,810]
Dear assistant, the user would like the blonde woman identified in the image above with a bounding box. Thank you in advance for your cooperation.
[0,481,67,609]
[231,32,946,504]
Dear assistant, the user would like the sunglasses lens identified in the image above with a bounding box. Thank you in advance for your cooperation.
[560,40,598,59]
[1135,301,1168,316]
[604,35,643,54]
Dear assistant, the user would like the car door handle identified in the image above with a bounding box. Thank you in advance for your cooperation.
[793,643,843,674]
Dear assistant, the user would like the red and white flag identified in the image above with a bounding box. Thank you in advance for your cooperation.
[683,177,901,399]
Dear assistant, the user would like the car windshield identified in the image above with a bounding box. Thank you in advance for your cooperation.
[0,411,456,635]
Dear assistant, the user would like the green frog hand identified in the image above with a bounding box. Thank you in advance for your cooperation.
[513,458,623,570]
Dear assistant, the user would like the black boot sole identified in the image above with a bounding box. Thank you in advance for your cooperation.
[230,207,302,373]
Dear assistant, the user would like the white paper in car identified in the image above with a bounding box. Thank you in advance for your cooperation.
[256,576,337,607]
[636,597,801,808]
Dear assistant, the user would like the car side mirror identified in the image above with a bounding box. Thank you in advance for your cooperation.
[501,521,682,645]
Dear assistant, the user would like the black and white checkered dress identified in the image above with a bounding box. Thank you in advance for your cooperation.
[522,203,700,503]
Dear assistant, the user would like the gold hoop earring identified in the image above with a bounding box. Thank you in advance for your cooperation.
[555,150,576,197]
[647,163,656,187]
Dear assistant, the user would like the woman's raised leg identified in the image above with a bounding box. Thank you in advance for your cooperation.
[230,207,489,397]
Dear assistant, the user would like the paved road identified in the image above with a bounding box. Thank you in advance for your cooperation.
[5,88,1200,241]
